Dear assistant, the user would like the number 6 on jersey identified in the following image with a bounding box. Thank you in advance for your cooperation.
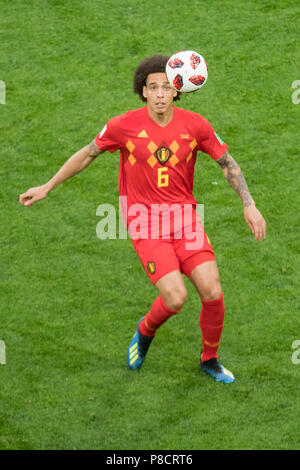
[158,167,169,188]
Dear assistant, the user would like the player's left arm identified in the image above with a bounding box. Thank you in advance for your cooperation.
[216,150,266,241]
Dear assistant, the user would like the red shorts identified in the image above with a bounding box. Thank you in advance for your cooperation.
[131,227,215,285]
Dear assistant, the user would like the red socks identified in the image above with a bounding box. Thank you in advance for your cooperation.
[200,293,225,362]
[139,296,182,337]
[138,293,225,363]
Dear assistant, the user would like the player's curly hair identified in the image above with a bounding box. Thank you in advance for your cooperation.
[133,55,181,102]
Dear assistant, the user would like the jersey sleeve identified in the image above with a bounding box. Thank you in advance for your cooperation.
[196,116,228,160]
[94,115,123,153]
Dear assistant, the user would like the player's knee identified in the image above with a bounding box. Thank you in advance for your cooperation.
[201,284,222,301]
[164,287,187,311]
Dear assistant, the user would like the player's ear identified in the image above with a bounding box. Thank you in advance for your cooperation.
[143,85,147,100]
[173,89,178,99]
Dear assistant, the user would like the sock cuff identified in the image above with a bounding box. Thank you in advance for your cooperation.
[159,295,183,314]
[201,292,224,307]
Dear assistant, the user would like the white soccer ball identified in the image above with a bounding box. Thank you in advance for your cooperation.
[166,50,208,93]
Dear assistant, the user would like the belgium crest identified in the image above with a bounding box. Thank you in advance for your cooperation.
[155,146,170,164]
[147,261,156,274]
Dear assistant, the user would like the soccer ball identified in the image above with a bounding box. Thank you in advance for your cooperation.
[166,50,208,93]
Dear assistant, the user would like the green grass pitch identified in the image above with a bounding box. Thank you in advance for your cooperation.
[1,0,300,450]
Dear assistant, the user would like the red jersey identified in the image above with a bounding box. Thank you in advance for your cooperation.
[94,105,227,232]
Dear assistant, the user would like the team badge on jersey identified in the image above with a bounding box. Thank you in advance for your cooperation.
[155,146,170,164]
[147,261,156,274]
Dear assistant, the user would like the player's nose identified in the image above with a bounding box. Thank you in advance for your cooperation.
[156,86,164,97]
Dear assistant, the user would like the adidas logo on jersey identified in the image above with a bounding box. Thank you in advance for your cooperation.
[137,130,149,138]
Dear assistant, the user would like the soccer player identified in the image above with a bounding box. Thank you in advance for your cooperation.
[19,55,266,383]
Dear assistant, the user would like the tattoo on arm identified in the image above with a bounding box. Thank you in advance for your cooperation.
[88,139,102,158]
[216,151,254,207]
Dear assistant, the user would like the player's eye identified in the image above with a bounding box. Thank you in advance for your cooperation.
[148,85,171,92]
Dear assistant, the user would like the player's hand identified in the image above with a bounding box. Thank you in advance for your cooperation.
[244,203,266,241]
[19,184,50,207]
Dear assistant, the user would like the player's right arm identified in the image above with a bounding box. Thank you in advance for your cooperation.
[19,139,102,207]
